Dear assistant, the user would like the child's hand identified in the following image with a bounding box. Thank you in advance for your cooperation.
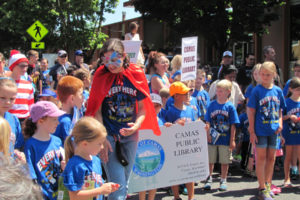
[229,141,236,151]
[290,115,298,123]
[14,150,26,163]
[120,122,139,137]
[99,139,113,163]
[99,182,120,194]
[61,160,66,171]
[250,133,257,145]
[275,125,282,135]
[280,135,285,146]
[175,118,185,126]
[164,122,172,127]
[207,134,212,143]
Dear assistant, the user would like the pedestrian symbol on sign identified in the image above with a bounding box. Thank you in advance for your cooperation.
[34,24,41,38]
[27,20,48,42]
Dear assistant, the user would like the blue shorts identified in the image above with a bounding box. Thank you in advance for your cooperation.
[256,134,277,149]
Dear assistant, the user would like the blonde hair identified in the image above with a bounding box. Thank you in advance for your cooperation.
[260,61,277,74]
[197,69,206,77]
[251,63,262,86]
[216,79,232,91]
[64,117,107,162]
[171,55,182,72]
[0,117,11,157]
[0,76,17,91]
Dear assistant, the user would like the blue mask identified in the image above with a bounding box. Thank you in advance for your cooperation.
[103,51,122,68]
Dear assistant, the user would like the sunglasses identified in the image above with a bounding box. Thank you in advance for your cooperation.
[59,55,67,58]
[17,64,29,68]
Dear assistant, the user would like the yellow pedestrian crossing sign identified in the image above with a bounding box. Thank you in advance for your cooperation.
[31,42,45,49]
[27,20,48,42]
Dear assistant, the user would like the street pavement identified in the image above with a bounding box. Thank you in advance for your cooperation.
[127,162,300,200]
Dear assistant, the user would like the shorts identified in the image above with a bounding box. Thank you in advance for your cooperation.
[255,134,277,149]
[208,145,232,164]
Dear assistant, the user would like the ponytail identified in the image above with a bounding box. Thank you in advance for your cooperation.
[23,118,37,139]
[64,135,75,163]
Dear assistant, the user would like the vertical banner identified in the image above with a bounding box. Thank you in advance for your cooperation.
[181,36,198,82]
[128,121,209,193]
[122,40,142,64]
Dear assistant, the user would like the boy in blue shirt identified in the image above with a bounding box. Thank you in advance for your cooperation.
[53,76,84,144]
[204,79,240,191]
[165,81,196,200]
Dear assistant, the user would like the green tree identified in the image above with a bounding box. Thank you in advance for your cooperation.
[0,0,118,60]
[132,0,285,62]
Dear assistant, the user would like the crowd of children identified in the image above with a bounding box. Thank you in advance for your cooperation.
[0,44,300,200]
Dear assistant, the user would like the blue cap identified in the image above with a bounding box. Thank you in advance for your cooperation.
[75,50,83,56]
[39,89,57,98]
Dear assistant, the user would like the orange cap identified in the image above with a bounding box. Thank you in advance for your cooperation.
[169,81,192,96]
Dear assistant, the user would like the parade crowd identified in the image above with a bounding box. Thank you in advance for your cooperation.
[0,24,300,200]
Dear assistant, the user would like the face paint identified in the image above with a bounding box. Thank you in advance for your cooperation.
[103,51,123,68]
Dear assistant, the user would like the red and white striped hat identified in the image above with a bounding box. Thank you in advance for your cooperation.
[8,53,29,71]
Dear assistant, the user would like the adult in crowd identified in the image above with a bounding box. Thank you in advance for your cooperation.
[214,50,234,81]
[170,54,182,82]
[236,53,255,93]
[86,38,160,200]
[74,49,89,70]
[49,50,70,89]
[125,21,145,66]
[0,53,7,76]
[26,50,39,76]
[147,51,171,94]
[263,45,283,88]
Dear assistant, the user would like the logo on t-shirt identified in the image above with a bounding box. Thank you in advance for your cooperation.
[133,140,165,177]
[259,96,280,122]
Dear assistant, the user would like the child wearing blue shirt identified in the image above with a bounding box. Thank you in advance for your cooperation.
[192,69,210,120]
[165,81,196,200]
[247,62,286,200]
[53,76,84,144]
[204,79,239,191]
[24,101,65,200]
[282,77,300,187]
[61,117,119,200]
[0,77,24,161]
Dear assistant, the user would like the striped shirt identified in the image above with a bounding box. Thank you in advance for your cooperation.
[9,79,34,119]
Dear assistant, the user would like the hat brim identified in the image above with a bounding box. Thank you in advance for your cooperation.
[48,110,65,118]
[170,88,192,96]
[152,100,162,105]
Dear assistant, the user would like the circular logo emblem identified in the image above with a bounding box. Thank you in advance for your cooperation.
[133,139,165,177]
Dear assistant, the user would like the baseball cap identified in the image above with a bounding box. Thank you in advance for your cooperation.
[38,89,57,98]
[58,50,67,57]
[223,51,232,57]
[150,93,162,105]
[222,65,238,75]
[30,101,65,122]
[75,50,83,56]
[169,81,192,96]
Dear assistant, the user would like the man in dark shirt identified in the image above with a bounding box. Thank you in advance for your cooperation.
[74,50,89,70]
[237,53,255,93]
[49,50,69,89]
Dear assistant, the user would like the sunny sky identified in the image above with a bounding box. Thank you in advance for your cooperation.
[103,0,141,25]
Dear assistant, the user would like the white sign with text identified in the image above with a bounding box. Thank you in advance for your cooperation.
[181,36,198,81]
[128,120,209,193]
[122,40,142,64]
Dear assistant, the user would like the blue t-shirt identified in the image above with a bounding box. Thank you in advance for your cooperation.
[63,155,104,200]
[192,89,210,119]
[166,96,200,118]
[102,77,146,139]
[282,98,300,145]
[41,69,51,89]
[205,100,240,145]
[244,84,254,99]
[158,107,167,120]
[165,104,196,123]
[53,113,72,144]
[4,112,24,152]
[158,116,165,126]
[247,84,286,136]
[149,74,167,93]
[237,113,250,142]
[283,79,291,97]
[25,135,63,200]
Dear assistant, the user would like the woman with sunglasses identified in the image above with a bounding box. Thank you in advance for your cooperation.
[86,38,160,200]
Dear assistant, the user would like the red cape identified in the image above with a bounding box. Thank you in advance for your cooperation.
[85,63,161,136]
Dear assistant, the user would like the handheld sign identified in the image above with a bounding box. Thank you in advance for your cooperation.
[122,40,142,64]
[128,120,209,193]
[181,36,198,81]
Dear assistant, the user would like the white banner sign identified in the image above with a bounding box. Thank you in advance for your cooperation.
[128,120,209,193]
[181,36,198,81]
[122,40,142,64]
